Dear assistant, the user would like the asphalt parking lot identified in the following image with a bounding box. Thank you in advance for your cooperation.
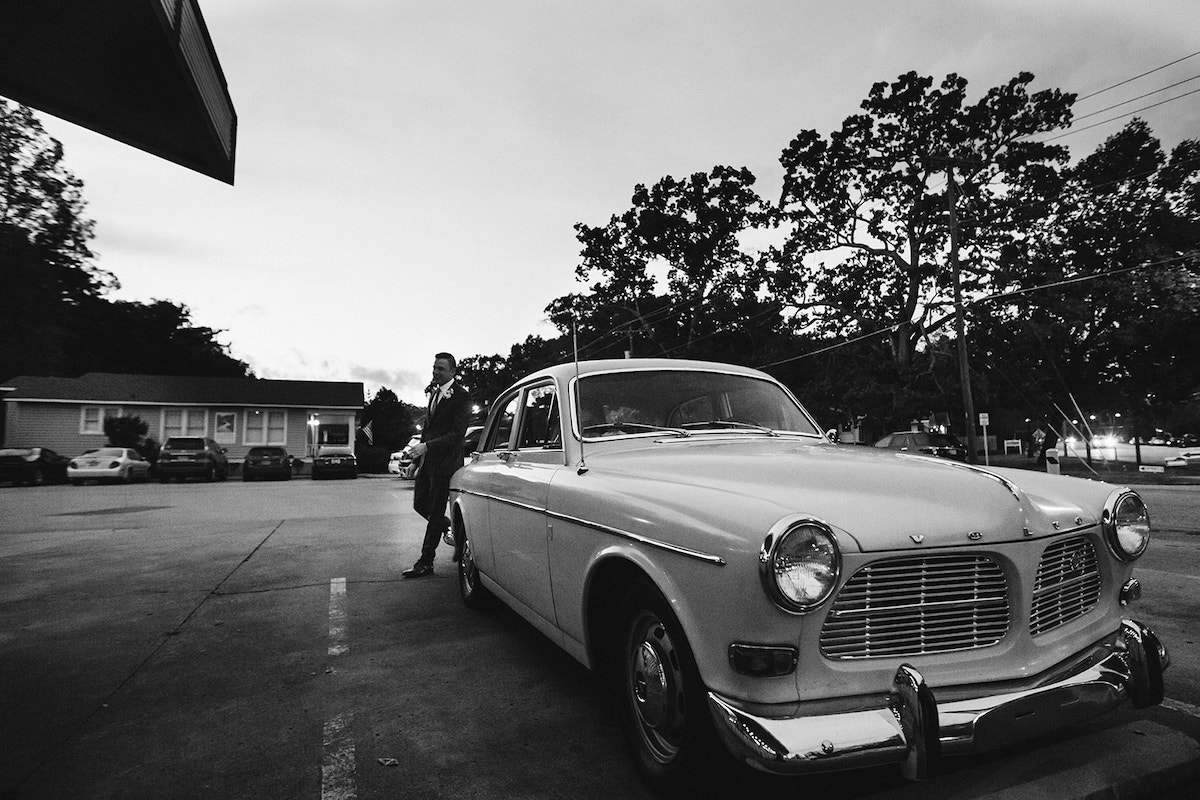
[2,476,1198,799]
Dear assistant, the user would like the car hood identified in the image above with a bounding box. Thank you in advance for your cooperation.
[580,437,1110,552]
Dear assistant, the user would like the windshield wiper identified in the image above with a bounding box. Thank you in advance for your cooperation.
[679,420,778,436]
[582,422,691,437]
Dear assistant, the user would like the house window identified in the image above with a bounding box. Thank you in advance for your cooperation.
[80,406,123,435]
[164,408,207,438]
[245,409,287,445]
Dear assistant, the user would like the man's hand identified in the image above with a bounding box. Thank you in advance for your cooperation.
[410,442,428,458]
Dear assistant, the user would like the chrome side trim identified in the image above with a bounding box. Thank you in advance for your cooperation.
[895,453,1022,500]
[451,489,726,566]
[708,619,1167,776]
[546,509,727,566]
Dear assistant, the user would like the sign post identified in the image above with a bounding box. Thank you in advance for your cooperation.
[978,412,990,466]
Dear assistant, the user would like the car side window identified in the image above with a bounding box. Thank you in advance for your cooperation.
[485,393,520,451]
[517,384,561,450]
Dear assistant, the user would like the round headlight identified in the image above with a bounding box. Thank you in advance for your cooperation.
[759,518,841,613]
[1103,490,1150,561]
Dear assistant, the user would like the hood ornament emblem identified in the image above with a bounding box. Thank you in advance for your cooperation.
[910,534,925,544]
[968,531,983,541]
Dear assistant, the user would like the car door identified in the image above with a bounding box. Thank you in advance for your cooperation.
[458,391,520,576]
[487,381,564,625]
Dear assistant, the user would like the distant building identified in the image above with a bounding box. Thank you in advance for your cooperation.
[1,373,363,462]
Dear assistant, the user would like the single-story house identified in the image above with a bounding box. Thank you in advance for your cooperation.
[1,373,363,463]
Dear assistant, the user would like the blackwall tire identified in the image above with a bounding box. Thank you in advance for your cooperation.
[457,522,490,610]
[614,581,730,795]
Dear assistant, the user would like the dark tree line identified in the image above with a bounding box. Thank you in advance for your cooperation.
[1,100,250,382]
[455,71,1200,439]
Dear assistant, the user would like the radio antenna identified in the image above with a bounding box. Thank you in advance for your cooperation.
[573,313,588,475]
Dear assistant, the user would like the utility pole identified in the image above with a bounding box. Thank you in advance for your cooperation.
[945,165,980,464]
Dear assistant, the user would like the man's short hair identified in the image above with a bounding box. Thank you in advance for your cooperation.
[436,352,457,372]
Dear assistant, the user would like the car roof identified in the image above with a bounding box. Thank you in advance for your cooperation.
[508,358,772,393]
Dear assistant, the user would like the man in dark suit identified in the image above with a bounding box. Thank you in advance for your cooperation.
[402,352,470,578]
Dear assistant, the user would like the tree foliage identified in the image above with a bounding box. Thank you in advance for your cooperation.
[458,75,1199,437]
[772,72,1075,369]
[559,166,784,363]
[103,415,149,448]
[360,387,420,452]
[0,100,250,381]
[975,119,1200,427]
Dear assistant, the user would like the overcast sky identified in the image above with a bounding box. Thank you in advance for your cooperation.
[31,1,1200,404]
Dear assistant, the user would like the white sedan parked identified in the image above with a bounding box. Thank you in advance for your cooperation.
[68,447,152,485]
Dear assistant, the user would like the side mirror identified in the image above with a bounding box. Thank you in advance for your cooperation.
[825,428,840,444]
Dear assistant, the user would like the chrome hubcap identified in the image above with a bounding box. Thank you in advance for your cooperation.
[626,612,684,762]
[459,537,477,593]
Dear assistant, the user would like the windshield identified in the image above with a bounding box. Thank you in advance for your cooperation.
[165,438,205,450]
[575,369,820,438]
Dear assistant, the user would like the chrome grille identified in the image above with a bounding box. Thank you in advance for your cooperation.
[820,554,1010,659]
[1030,536,1100,636]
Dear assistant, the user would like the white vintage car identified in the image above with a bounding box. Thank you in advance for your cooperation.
[448,358,1167,793]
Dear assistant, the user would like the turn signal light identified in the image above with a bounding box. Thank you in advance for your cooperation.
[728,643,798,677]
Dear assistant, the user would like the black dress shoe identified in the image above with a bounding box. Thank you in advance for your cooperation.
[402,563,433,578]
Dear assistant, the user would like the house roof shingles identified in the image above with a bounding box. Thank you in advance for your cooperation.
[1,373,363,409]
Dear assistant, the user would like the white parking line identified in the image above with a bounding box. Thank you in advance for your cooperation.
[1136,567,1200,583]
[328,577,349,657]
[321,712,357,800]
[1163,697,1200,719]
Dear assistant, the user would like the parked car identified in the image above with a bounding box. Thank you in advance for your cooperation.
[312,445,357,479]
[157,437,229,482]
[242,446,292,481]
[1170,433,1199,448]
[462,424,483,465]
[0,447,70,486]
[874,430,966,461]
[398,436,421,479]
[448,358,1167,794]
[68,447,151,485]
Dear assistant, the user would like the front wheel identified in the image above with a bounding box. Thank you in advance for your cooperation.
[614,582,729,795]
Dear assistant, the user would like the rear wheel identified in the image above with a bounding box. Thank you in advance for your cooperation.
[457,520,490,609]
[613,581,729,795]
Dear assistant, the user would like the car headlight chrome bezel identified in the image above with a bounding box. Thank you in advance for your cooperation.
[759,516,841,614]
[1102,489,1150,561]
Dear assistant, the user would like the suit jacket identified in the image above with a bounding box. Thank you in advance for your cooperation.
[420,379,471,476]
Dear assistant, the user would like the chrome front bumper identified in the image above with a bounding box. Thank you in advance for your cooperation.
[708,619,1167,779]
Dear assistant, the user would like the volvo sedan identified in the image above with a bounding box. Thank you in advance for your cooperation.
[447,358,1168,795]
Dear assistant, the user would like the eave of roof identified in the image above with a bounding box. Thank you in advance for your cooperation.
[2,374,363,409]
[0,0,236,184]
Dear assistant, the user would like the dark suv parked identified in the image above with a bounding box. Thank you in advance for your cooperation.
[157,437,229,482]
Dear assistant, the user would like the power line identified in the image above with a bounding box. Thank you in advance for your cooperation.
[755,252,1198,369]
[1073,72,1200,122]
[1076,49,1200,102]
[1041,87,1200,143]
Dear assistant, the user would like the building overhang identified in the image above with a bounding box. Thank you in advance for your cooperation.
[0,0,237,184]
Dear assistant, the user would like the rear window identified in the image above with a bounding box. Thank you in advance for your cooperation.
[248,447,285,457]
[164,437,205,450]
[912,433,960,447]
